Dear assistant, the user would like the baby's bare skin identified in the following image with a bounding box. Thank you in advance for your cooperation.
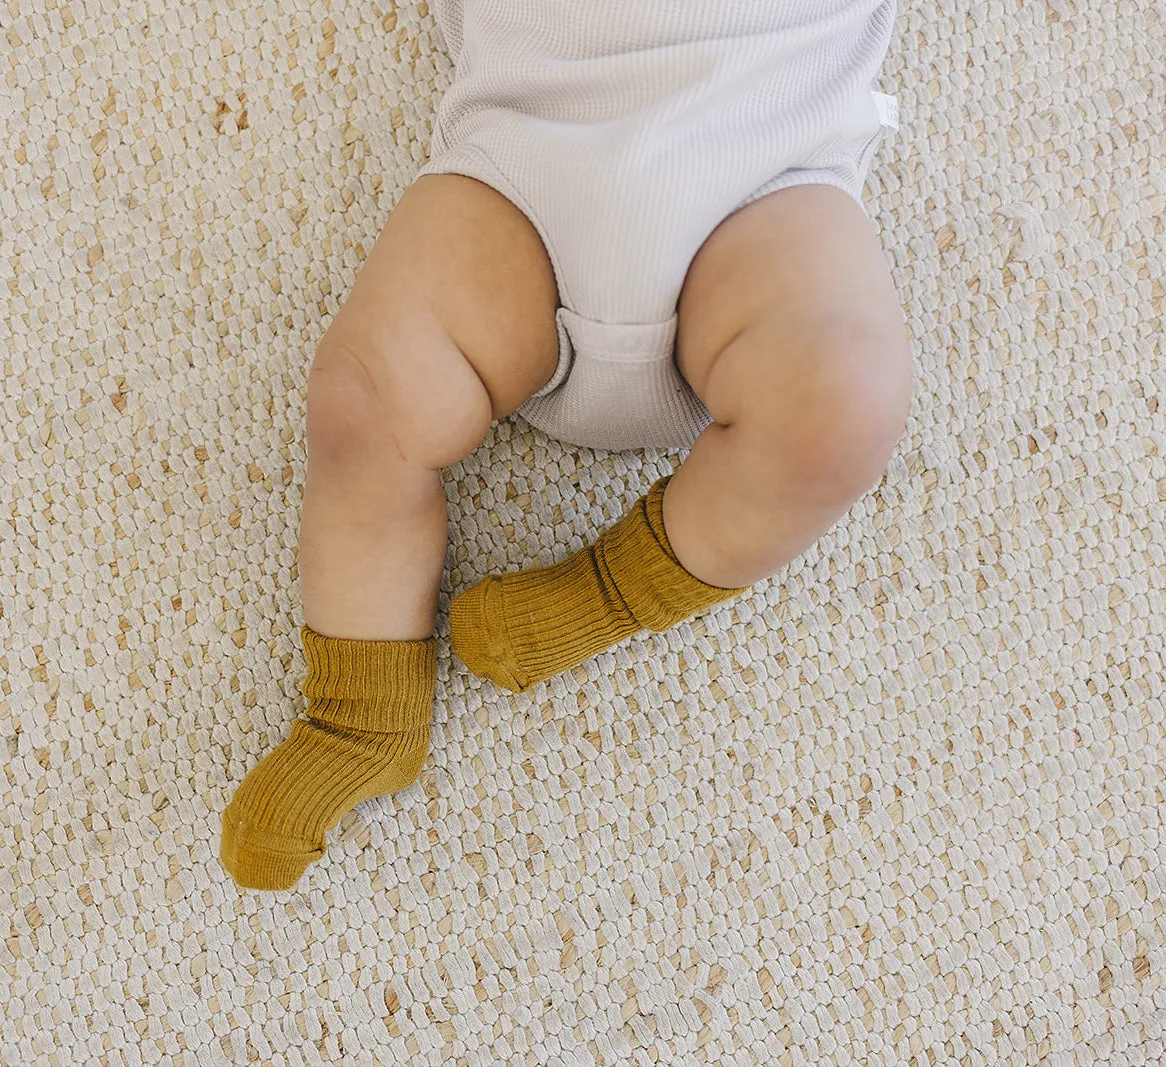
[300,174,911,643]
[299,174,558,641]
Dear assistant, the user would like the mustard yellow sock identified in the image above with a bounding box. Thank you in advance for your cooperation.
[450,475,747,692]
[220,625,436,890]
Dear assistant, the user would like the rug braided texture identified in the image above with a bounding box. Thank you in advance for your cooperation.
[3,0,1165,1064]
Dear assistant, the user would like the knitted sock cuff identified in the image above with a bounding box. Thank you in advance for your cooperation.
[299,625,436,732]
[603,476,747,632]
[642,476,684,568]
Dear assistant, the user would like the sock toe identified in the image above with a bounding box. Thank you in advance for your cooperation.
[450,576,530,692]
[220,804,322,891]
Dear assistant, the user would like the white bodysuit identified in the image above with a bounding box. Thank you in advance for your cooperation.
[419,1,900,451]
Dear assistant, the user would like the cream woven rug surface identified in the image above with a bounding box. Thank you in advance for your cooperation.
[3,0,1165,1063]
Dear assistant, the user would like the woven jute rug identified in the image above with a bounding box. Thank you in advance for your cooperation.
[3,1,1164,1063]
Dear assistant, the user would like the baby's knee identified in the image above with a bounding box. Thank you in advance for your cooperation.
[306,319,494,470]
[742,327,912,501]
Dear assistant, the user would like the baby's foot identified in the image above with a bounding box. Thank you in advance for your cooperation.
[450,477,745,692]
[220,627,435,890]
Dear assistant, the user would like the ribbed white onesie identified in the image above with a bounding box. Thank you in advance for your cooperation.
[419,1,900,451]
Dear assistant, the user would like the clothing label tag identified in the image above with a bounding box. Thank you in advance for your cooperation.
[873,92,900,131]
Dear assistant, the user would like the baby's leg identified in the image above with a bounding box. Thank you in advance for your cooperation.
[665,182,913,589]
[452,183,911,690]
[300,173,558,641]
[221,175,558,889]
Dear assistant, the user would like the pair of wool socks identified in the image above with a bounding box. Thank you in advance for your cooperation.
[221,476,744,889]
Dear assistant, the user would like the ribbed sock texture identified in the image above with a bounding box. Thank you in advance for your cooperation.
[450,475,747,691]
[220,626,436,890]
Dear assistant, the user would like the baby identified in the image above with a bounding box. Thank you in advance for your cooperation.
[221,0,913,890]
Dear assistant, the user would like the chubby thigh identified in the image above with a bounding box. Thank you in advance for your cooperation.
[662,182,914,586]
[311,173,560,468]
[675,182,911,431]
